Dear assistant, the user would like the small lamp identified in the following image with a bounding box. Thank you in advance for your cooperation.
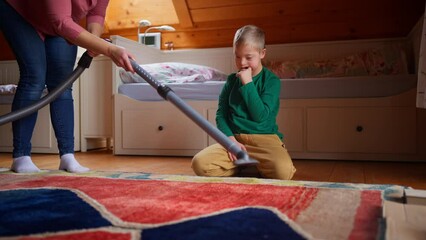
[137,19,151,40]
[143,25,176,45]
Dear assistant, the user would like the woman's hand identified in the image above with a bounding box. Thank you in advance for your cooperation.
[227,136,247,162]
[108,45,135,73]
[72,30,135,73]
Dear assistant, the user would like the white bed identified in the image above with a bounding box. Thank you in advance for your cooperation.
[111,35,421,161]
[118,74,416,102]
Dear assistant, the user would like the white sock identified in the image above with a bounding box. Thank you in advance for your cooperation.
[59,153,90,173]
[11,156,41,173]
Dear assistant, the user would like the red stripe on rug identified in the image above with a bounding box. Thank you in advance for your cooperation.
[0,175,318,224]
[348,190,382,240]
[285,186,319,219]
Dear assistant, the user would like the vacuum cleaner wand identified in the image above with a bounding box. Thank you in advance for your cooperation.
[0,52,93,126]
[129,59,259,166]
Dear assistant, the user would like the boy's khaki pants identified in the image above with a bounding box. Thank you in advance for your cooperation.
[191,134,296,180]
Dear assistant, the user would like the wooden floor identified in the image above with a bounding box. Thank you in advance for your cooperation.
[1,149,425,190]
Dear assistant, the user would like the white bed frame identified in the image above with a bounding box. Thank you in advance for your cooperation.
[111,35,426,161]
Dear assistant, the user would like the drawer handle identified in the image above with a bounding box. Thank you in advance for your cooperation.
[158,126,164,131]
[356,125,363,132]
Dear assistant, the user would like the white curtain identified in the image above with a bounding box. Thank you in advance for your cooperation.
[417,9,426,108]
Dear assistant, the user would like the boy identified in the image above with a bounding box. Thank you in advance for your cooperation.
[191,25,296,180]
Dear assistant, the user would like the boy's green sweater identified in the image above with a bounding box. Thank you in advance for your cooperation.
[216,67,283,139]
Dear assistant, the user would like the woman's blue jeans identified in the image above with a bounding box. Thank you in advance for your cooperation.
[0,0,77,157]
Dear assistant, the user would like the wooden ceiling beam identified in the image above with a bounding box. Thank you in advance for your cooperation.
[172,0,194,28]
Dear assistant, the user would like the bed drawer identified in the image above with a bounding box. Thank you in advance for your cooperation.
[120,108,207,151]
[306,107,416,154]
[276,107,304,152]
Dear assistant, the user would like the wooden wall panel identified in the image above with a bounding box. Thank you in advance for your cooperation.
[0,0,424,60]
[186,0,277,9]
[162,29,236,49]
[172,0,193,28]
[105,0,179,30]
[188,0,394,23]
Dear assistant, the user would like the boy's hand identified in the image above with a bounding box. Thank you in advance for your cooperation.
[227,136,247,162]
[237,67,252,85]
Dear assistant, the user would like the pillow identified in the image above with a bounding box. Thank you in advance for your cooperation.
[360,45,409,75]
[120,62,228,84]
[264,44,409,79]
[265,53,368,79]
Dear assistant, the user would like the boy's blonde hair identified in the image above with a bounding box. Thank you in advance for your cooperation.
[233,25,265,51]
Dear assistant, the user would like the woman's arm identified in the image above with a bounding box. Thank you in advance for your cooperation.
[72,30,134,72]
[43,0,134,72]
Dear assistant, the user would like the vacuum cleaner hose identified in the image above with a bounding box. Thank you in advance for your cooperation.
[0,51,93,126]
[129,58,259,166]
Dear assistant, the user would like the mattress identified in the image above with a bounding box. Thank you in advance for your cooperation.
[117,74,417,101]
[118,81,225,101]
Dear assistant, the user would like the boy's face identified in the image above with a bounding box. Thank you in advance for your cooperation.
[234,43,266,76]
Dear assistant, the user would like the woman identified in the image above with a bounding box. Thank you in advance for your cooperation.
[0,0,134,173]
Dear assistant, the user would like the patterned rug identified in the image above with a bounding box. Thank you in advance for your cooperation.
[0,168,404,240]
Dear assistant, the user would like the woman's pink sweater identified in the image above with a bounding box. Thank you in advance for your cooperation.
[6,0,109,41]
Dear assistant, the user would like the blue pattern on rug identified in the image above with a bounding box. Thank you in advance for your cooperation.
[0,188,111,237]
[142,207,306,240]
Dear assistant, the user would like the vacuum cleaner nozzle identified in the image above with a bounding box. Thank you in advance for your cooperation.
[234,151,259,166]
[234,157,259,166]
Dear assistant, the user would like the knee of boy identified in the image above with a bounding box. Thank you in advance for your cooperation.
[191,155,207,176]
